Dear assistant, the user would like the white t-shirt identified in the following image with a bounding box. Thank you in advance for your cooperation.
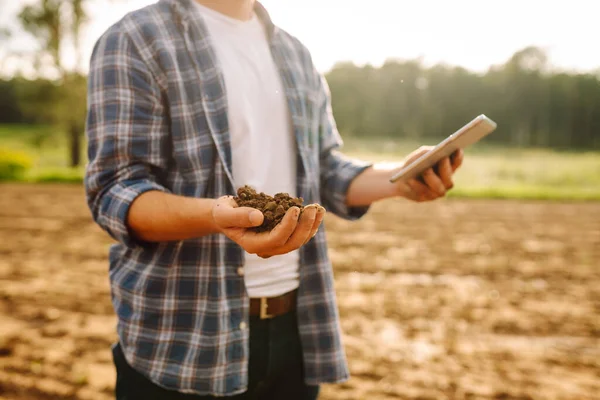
[194,3,299,298]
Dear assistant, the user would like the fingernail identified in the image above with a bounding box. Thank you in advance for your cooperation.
[249,210,262,225]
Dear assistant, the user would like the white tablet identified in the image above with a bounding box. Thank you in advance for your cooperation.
[389,114,497,183]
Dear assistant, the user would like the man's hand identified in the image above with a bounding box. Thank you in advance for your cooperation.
[396,147,464,202]
[212,196,325,258]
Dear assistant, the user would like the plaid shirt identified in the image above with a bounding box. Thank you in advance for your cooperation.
[85,0,371,396]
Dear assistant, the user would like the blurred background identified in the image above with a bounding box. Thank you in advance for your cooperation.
[0,1,599,399]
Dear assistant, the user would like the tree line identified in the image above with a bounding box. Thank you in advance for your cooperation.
[325,46,600,150]
[1,47,600,168]
[1,0,599,170]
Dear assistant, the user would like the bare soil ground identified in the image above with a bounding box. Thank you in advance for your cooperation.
[0,184,598,400]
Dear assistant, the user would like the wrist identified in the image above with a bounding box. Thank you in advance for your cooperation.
[206,198,222,234]
[383,180,401,199]
[374,162,405,200]
[187,197,221,236]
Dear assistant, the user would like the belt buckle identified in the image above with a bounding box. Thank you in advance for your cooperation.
[259,297,274,319]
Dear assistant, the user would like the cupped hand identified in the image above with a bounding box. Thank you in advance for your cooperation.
[212,196,326,258]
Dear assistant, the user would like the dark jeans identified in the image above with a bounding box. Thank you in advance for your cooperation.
[112,311,319,400]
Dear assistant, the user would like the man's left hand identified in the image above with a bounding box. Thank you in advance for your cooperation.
[395,147,464,202]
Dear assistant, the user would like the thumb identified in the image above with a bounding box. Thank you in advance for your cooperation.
[405,148,430,165]
[213,196,264,229]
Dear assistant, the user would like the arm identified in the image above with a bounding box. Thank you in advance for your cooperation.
[85,27,178,247]
[127,193,219,242]
[345,162,404,206]
[346,149,464,207]
[311,69,464,209]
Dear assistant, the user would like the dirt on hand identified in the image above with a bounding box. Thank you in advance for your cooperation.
[233,185,305,233]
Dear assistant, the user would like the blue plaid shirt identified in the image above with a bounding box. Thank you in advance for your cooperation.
[85,0,371,396]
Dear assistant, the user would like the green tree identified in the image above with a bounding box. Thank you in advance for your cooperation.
[325,46,600,150]
[16,0,88,167]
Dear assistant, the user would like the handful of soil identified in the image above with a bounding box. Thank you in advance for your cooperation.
[233,185,304,233]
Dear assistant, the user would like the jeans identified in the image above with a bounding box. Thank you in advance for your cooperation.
[112,311,320,400]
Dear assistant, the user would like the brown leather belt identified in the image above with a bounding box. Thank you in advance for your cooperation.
[249,289,297,319]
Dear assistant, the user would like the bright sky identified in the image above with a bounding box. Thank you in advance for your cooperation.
[1,0,600,76]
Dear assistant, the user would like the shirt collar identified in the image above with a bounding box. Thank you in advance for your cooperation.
[166,0,277,41]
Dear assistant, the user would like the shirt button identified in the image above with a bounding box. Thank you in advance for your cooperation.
[237,267,244,276]
[239,322,247,330]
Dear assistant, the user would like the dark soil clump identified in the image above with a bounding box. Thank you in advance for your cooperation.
[233,185,304,232]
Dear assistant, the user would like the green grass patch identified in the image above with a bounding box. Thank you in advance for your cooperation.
[0,124,86,183]
[29,167,84,184]
[0,124,57,149]
[447,186,600,201]
[0,148,33,181]
[0,123,87,170]
[344,138,600,201]
[1,124,600,199]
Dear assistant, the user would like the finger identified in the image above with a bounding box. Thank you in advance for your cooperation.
[451,149,464,171]
[406,179,438,201]
[304,205,326,244]
[260,205,325,256]
[242,206,301,254]
[268,205,318,255]
[213,196,264,228]
[437,157,454,189]
[269,206,302,245]
[404,146,432,165]
[421,168,446,196]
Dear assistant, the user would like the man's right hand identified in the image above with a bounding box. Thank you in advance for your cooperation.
[212,196,325,259]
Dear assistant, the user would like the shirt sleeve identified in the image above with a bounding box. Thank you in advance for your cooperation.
[317,73,373,220]
[84,27,170,248]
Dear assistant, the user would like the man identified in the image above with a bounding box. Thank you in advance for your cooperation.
[85,0,463,399]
